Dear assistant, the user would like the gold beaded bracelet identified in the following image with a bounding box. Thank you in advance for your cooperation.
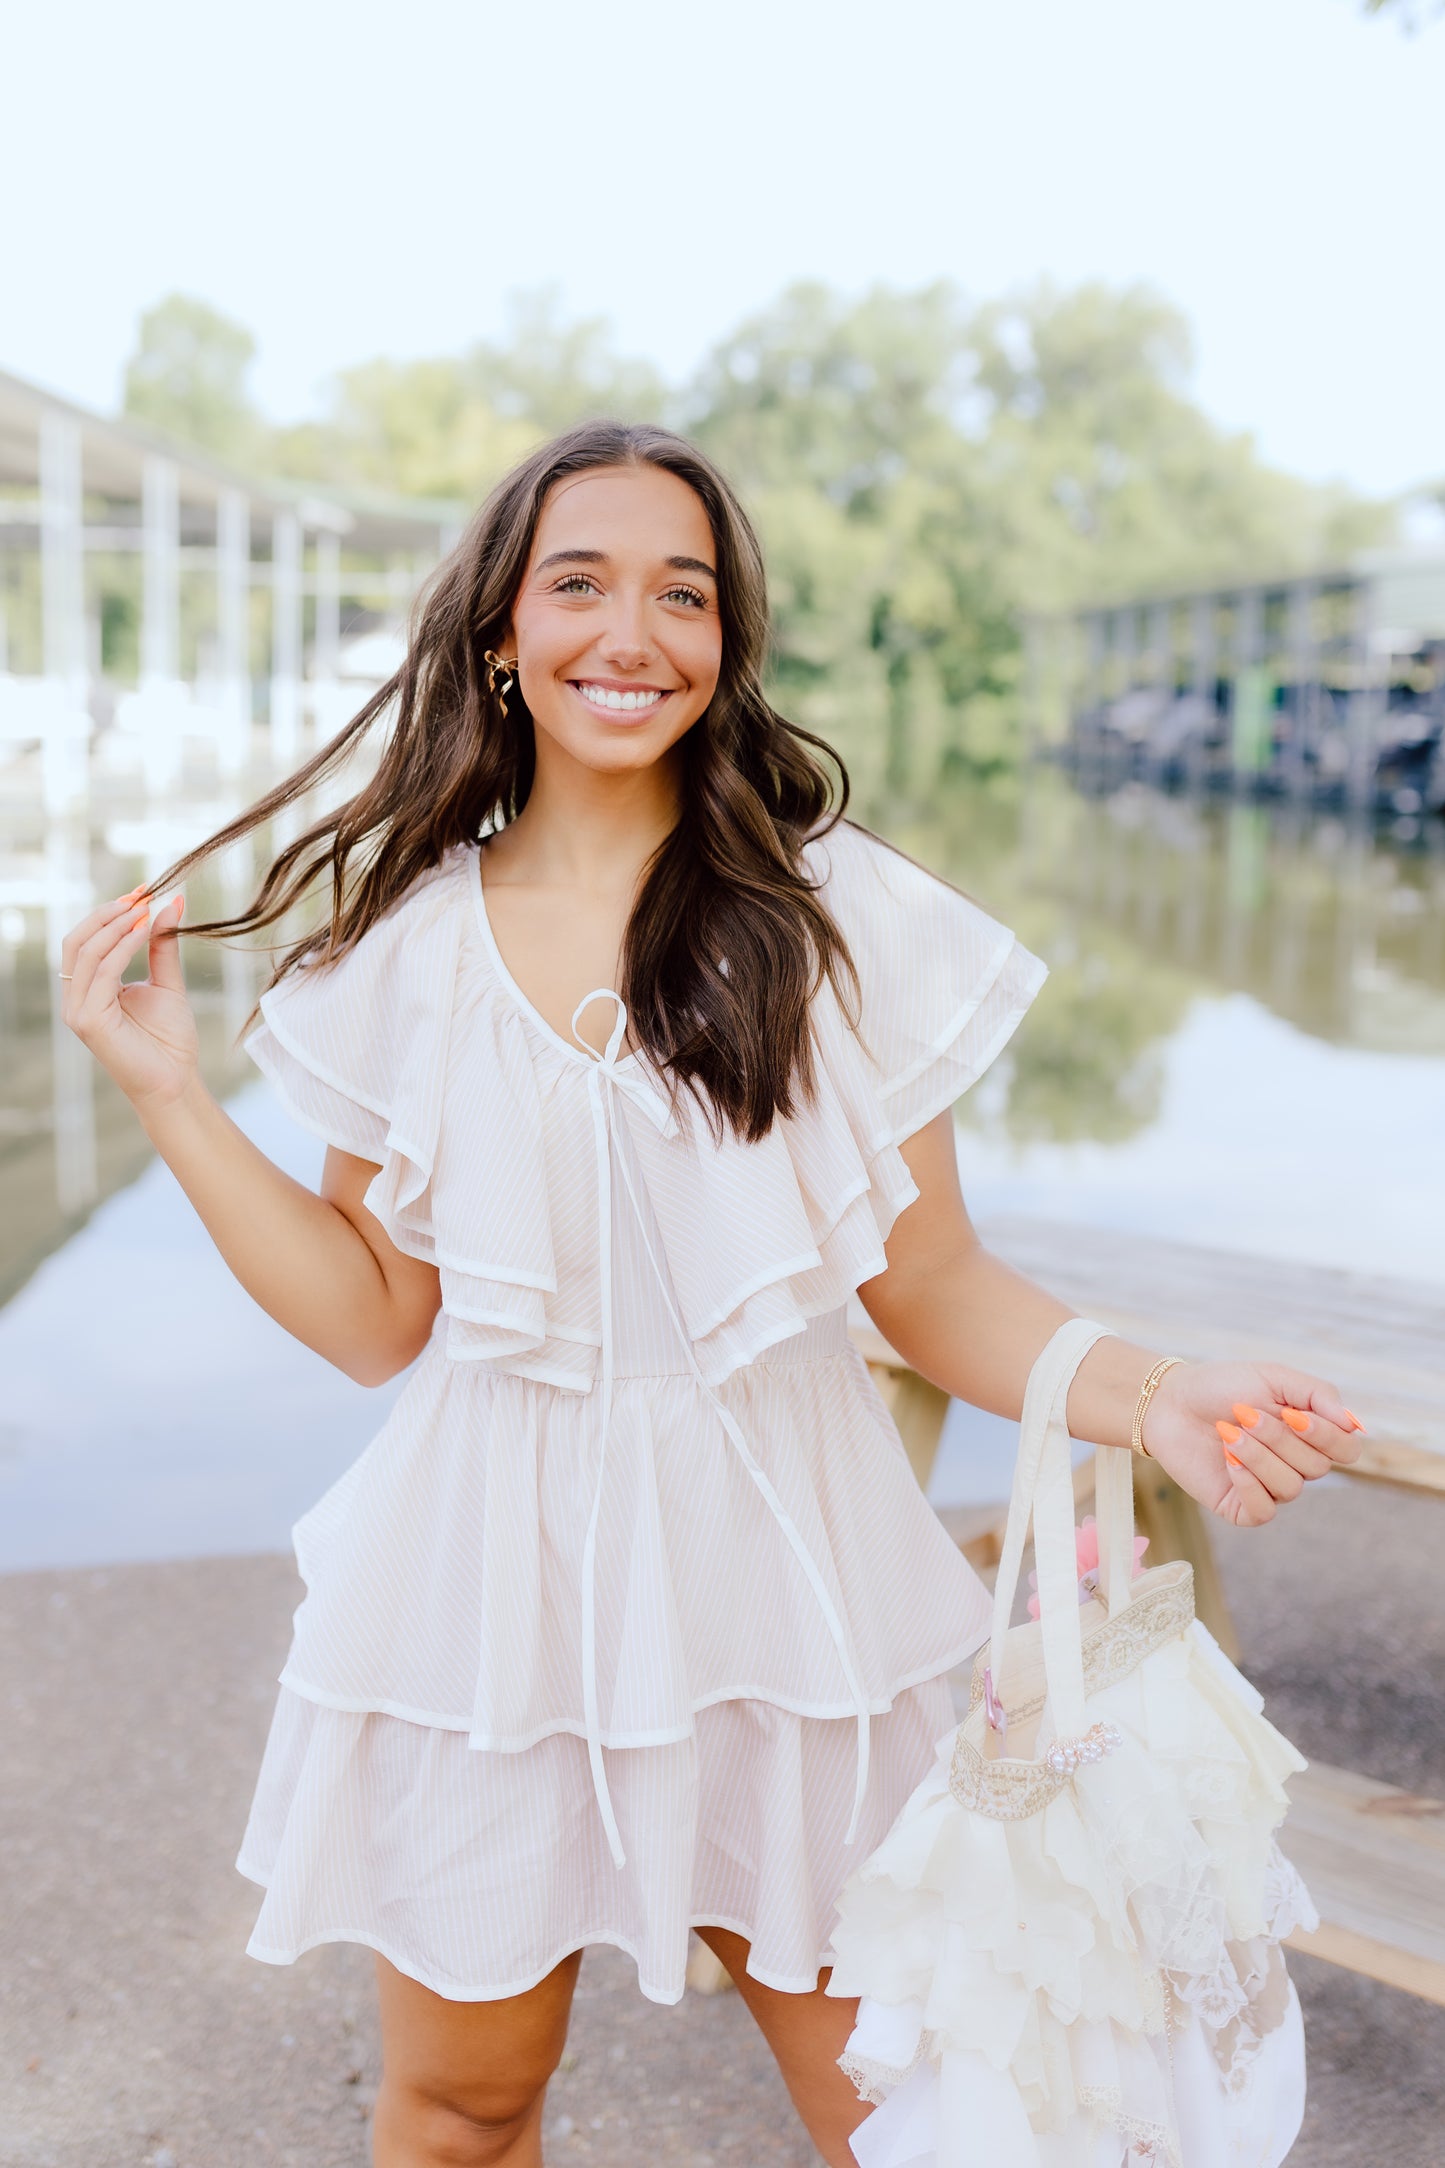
[1131,1356,1186,1458]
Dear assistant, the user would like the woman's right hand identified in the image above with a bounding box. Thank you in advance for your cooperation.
[61,889,199,1113]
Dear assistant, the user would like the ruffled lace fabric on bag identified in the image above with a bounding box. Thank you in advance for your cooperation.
[237,822,1048,2003]
[836,1630,1325,2159]
[832,1568,1317,2164]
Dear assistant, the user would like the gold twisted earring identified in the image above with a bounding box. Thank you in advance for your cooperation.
[483,649,519,718]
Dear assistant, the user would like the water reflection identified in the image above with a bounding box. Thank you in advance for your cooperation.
[884,774,1445,1154]
[885,771,1444,1286]
[45,824,96,1213]
[2,762,1442,1307]
[0,786,266,1304]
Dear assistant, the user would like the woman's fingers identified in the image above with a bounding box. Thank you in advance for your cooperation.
[1217,1454,1277,1528]
[1228,1403,1335,1481]
[81,904,160,1018]
[1282,1401,1364,1468]
[1260,1365,1361,1448]
[1216,1420,1305,1504]
[65,903,151,1020]
[60,889,147,981]
[143,894,186,993]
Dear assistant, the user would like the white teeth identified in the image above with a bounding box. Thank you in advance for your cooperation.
[579,683,663,713]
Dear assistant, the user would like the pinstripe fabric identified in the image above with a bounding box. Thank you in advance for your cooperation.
[238,1676,957,2006]
[239,821,1048,2001]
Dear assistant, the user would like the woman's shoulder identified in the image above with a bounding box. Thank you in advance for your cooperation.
[244,842,489,1199]
[272,843,476,996]
[333,840,478,952]
[798,817,1047,1142]
[802,818,1015,948]
[249,845,474,1057]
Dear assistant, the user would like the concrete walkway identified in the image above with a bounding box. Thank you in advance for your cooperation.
[3,1472,1443,2168]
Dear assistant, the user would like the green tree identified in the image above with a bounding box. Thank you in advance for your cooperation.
[149,275,1392,812]
[688,283,1020,800]
[274,289,664,502]
[122,293,260,462]
[273,357,536,502]
[961,280,1389,614]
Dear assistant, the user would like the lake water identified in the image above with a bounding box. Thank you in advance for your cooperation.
[2,764,1440,1568]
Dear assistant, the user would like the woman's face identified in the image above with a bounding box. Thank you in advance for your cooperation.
[505,463,724,780]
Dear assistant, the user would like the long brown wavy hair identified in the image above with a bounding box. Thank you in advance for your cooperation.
[154,420,858,1141]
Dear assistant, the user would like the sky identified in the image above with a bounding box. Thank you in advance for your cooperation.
[2,0,1441,500]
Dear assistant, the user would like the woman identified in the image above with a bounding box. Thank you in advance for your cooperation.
[60,423,1361,2167]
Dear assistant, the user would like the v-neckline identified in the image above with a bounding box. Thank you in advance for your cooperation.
[469,843,639,1070]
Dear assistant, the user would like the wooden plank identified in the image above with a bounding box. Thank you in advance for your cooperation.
[854,1225,1445,1487]
[1131,1464,1241,1662]
[1341,1438,1445,1498]
[979,1216,1445,1487]
[1284,1921,1445,2008]
[685,1942,736,1996]
[1280,1759,1445,2004]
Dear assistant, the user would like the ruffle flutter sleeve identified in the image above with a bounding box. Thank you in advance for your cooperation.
[243,855,467,1262]
[805,819,1048,1146]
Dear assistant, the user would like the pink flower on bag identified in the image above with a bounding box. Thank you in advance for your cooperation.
[1027,1516,1148,1619]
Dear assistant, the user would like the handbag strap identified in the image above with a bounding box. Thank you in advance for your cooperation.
[987,1318,1125,1741]
[1093,1435,1138,1615]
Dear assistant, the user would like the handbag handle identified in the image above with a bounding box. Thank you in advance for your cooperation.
[986,1318,1138,1741]
[1093,1432,1138,1616]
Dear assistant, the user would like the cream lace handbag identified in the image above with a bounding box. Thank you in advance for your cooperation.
[831,1317,1318,2168]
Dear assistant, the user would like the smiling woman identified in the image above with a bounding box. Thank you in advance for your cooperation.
[477,463,731,1050]
[58,420,1361,2168]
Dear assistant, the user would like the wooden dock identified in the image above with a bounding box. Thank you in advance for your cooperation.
[976,1215,1445,1491]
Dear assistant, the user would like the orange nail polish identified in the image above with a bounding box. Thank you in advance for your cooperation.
[1216,1420,1242,1446]
[1232,1403,1261,1428]
[1343,1408,1368,1433]
[1224,1449,1245,1469]
[1280,1407,1311,1435]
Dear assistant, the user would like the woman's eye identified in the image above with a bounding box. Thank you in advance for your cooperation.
[663,584,707,609]
[554,574,598,596]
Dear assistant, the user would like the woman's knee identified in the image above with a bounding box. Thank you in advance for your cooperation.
[380,2072,549,2165]
[372,1950,580,2165]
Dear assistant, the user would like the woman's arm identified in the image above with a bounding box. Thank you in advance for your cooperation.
[62,891,440,1386]
[859,1112,1363,1529]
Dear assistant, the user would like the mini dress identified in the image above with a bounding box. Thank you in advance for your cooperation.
[235,818,1048,2005]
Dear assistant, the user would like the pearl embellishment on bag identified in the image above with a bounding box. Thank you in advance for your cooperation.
[1044,1721,1124,1776]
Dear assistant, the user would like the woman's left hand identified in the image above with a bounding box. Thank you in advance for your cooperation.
[1140,1360,1365,1527]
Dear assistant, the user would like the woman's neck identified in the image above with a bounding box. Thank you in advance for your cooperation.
[492,739,683,895]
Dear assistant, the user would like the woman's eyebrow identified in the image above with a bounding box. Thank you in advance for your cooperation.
[533,548,717,579]
[535,547,607,572]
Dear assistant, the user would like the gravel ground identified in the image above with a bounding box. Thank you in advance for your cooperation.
[2,1478,1442,2168]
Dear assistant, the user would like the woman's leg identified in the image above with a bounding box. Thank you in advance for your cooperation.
[694,1925,869,2168]
[371,1949,582,2168]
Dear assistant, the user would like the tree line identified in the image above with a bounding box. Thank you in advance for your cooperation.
[121,284,1392,803]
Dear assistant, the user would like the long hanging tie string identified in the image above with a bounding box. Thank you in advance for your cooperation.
[570,991,873,1872]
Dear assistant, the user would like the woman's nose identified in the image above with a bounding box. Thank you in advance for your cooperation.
[596,601,653,668]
